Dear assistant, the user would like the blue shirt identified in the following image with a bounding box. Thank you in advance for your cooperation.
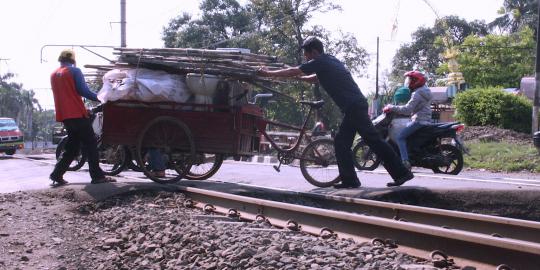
[60,62,98,102]
[299,54,365,112]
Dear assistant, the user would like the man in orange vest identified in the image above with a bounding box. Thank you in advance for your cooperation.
[49,49,116,185]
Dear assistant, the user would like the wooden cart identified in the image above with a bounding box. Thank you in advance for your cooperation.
[101,100,264,183]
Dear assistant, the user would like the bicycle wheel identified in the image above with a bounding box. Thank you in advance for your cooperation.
[98,144,127,176]
[185,153,224,180]
[431,144,463,175]
[55,137,86,171]
[300,138,340,187]
[136,116,195,184]
[126,146,144,172]
[352,140,381,171]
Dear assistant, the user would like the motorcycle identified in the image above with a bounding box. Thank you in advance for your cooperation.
[352,112,468,175]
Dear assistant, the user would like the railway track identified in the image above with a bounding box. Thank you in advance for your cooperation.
[177,184,540,270]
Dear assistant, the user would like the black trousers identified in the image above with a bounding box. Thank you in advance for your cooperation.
[50,117,104,181]
[334,99,409,184]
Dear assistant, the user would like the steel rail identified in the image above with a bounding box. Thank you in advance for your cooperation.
[293,191,540,244]
[177,185,540,270]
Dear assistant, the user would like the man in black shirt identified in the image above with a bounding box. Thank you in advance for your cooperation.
[258,36,413,188]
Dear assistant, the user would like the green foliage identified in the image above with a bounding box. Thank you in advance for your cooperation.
[464,142,540,173]
[162,0,369,127]
[454,87,532,133]
[391,16,488,79]
[457,27,535,88]
[489,0,538,36]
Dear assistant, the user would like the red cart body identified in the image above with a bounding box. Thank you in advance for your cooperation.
[102,101,263,156]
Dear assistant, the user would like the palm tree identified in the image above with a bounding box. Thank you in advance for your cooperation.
[489,0,538,35]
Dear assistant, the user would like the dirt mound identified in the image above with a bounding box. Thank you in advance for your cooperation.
[461,125,532,145]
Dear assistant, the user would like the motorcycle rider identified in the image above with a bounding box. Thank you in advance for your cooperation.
[383,71,433,170]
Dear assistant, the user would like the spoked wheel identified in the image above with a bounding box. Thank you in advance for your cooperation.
[136,116,195,184]
[352,139,381,171]
[185,153,224,180]
[55,137,86,171]
[431,144,463,175]
[98,144,127,176]
[300,138,340,187]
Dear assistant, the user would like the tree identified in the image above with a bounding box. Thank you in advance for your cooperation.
[391,16,488,80]
[457,27,535,88]
[489,0,538,36]
[162,0,370,128]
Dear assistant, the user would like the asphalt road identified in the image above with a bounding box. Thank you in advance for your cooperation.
[1,153,539,194]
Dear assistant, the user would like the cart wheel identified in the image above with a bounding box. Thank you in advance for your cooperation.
[136,116,195,184]
[300,138,340,187]
[98,144,127,176]
[185,153,224,180]
[55,137,86,171]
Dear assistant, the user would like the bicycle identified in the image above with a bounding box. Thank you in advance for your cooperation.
[254,94,340,187]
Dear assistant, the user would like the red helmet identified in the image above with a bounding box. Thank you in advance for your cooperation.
[404,71,426,90]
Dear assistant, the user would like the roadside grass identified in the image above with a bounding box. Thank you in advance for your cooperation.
[464,142,540,173]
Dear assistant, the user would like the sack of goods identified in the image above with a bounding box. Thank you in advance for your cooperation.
[97,68,191,103]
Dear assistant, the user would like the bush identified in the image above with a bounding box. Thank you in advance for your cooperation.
[453,87,532,133]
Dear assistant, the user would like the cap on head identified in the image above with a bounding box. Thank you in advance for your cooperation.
[301,36,324,54]
[58,49,76,63]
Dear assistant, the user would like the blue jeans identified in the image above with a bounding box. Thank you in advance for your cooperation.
[148,148,166,171]
[396,121,424,161]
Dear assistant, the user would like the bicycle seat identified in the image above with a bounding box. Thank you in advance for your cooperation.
[299,100,325,109]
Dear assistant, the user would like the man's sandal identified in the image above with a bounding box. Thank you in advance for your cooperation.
[50,177,68,187]
[90,177,117,184]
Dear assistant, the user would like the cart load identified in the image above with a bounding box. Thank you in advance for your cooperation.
[88,47,289,106]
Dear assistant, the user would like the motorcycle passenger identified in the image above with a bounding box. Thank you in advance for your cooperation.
[383,71,433,170]
[393,86,411,105]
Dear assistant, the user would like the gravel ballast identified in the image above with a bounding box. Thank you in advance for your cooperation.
[0,189,447,270]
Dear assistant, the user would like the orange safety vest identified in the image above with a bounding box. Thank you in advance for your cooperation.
[50,66,88,122]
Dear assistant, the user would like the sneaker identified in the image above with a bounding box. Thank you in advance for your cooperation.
[50,176,68,187]
[333,181,361,189]
[91,177,117,184]
[402,160,412,171]
[386,171,414,187]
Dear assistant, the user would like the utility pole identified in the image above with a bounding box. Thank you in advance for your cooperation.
[534,2,540,133]
[120,0,127,48]
[0,58,10,74]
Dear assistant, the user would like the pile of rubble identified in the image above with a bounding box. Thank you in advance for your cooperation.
[461,125,532,145]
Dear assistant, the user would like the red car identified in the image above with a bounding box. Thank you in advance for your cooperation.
[0,117,24,155]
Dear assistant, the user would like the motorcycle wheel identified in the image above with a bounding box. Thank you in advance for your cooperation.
[55,137,86,171]
[352,139,382,171]
[99,144,127,176]
[431,144,463,175]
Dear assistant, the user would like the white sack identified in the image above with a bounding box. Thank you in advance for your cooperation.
[97,68,191,103]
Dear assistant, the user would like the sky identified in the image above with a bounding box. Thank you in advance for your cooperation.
[0,0,503,110]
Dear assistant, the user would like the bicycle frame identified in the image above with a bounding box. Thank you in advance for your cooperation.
[256,104,317,157]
